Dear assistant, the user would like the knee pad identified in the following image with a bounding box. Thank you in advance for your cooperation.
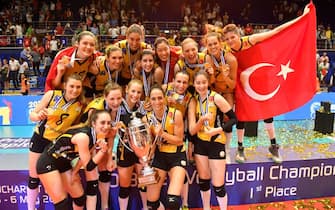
[166,194,181,210]
[54,198,69,210]
[73,194,86,207]
[119,186,130,199]
[236,121,245,129]
[198,178,210,191]
[264,118,273,123]
[86,180,98,196]
[147,200,160,210]
[213,184,226,197]
[28,177,40,189]
[139,186,147,192]
[99,170,111,183]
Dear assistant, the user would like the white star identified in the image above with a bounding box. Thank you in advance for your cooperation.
[277,60,295,80]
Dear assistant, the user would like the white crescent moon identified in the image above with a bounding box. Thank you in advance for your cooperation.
[240,63,280,101]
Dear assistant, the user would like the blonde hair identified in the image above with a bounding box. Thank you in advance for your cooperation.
[181,38,198,51]
[103,81,122,97]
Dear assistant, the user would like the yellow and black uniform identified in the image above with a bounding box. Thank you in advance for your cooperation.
[45,47,100,91]
[80,96,105,123]
[208,51,234,94]
[230,36,253,53]
[176,52,206,86]
[30,90,83,153]
[194,90,227,159]
[115,40,150,85]
[165,83,192,117]
[147,107,187,171]
[84,56,121,98]
[36,127,96,174]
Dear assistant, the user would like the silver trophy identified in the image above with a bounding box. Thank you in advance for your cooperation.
[128,113,159,187]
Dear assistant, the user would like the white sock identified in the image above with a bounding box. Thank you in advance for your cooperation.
[225,132,232,163]
[216,195,228,210]
[118,196,129,210]
[99,182,110,210]
[200,189,211,210]
[27,187,39,210]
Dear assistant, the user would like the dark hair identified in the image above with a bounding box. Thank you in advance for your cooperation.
[140,49,155,60]
[154,37,169,49]
[149,83,165,96]
[88,109,111,126]
[194,69,210,81]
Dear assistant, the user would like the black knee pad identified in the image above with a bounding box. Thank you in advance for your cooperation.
[147,200,160,210]
[73,194,86,207]
[224,126,233,133]
[119,186,130,199]
[139,186,147,192]
[236,121,245,129]
[54,198,70,210]
[99,170,111,183]
[264,118,273,123]
[28,177,40,189]
[213,184,226,197]
[198,178,210,191]
[86,180,98,196]
[166,194,181,210]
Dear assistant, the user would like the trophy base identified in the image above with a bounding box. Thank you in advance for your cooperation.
[138,171,160,187]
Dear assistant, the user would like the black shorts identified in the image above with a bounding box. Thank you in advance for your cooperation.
[193,139,226,159]
[117,143,139,167]
[36,150,72,174]
[29,132,52,153]
[151,150,187,171]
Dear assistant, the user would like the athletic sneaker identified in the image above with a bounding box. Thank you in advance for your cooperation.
[269,144,282,163]
[235,146,246,163]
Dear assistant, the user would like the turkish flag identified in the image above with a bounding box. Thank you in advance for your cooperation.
[234,2,316,121]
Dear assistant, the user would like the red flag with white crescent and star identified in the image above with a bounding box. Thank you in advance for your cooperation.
[234,2,316,121]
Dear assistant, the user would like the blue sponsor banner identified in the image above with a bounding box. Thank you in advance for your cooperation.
[0,95,41,126]
[1,158,334,209]
[276,92,335,120]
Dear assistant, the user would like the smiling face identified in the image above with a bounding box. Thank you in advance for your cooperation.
[105,89,123,112]
[182,40,198,64]
[126,81,143,105]
[173,72,189,95]
[193,72,209,97]
[63,77,82,100]
[224,31,241,51]
[206,35,221,57]
[76,34,96,59]
[107,49,123,70]
[127,32,142,51]
[150,88,165,113]
[155,41,170,62]
[141,53,155,73]
[92,111,112,136]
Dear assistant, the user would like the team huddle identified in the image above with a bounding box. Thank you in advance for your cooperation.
[27,6,311,210]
